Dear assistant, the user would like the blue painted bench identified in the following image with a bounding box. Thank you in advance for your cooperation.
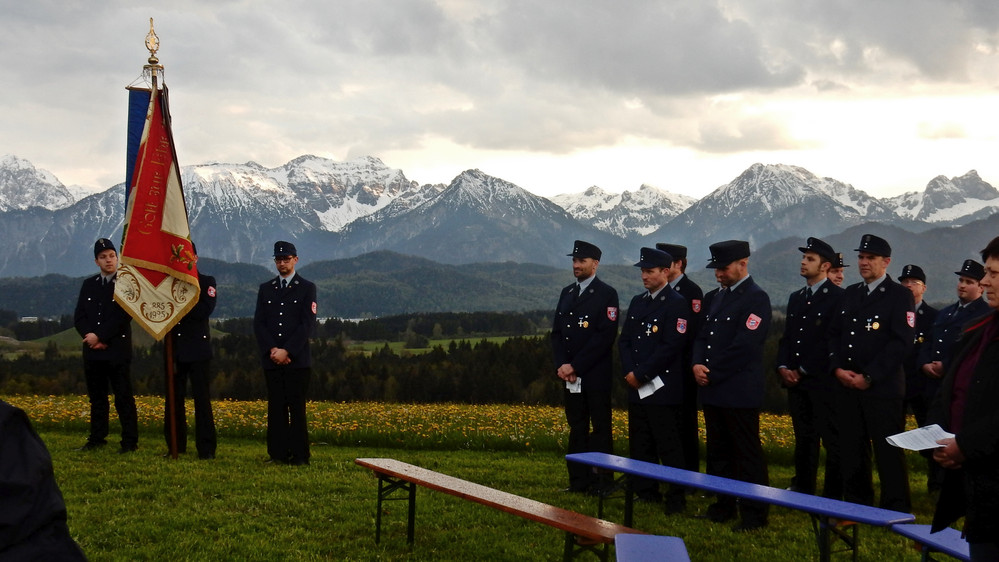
[891,524,970,561]
[355,457,646,561]
[614,534,690,561]
[567,452,915,562]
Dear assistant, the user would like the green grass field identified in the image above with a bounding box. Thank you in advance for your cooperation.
[11,395,945,561]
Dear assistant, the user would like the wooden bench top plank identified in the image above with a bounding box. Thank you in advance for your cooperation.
[356,458,644,542]
[614,534,690,562]
[891,524,970,561]
[567,452,915,527]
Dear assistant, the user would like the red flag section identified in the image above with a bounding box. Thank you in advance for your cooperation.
[115,86,200,340]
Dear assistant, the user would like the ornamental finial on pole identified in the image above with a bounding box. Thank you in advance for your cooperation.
[145,18,160,64]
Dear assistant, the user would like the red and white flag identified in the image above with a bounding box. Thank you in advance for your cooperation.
[114,86,199,340]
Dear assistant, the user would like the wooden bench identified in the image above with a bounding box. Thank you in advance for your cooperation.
[567,452,916,562]
[891,524,970,561]
[355,457,646,561]
[614,534,690,561]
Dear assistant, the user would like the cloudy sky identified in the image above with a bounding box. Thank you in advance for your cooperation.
[3,0,999,199]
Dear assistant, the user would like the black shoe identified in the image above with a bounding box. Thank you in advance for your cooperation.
[264,457,284,464]
[118,445,137,454]
[731,520,767,532]
[77,441,106,451]
[289,458,309,466]
[198,453,216,460]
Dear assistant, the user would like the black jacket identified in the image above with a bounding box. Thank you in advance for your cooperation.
[551,276,619,393]
[253,274,317,370]
[618,287,689,405]
[693,276,771,408]
[776,279,844,391]
[172,273,217,363]
[929,313,999,541]
[74,274,132,362]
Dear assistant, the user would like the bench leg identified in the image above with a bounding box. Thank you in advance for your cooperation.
[563,532,609,562]
[811,515,858,562]
[373,474,418,545]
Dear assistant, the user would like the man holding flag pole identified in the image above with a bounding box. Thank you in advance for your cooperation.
[117,20,201,459]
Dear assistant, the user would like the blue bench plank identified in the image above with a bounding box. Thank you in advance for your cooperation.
[891,524,970,561]
[567,452,914,526]
[615,534,690,562]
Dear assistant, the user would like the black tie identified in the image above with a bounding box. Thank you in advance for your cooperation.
[709,288,727,315]
[281,278,288,289]
[805,286,813,299]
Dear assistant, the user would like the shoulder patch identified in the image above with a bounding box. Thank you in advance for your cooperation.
[677,318,687,334]
[691,299,701,313]
[312,301,318,315]
[746,314,762,330]
[906,311,915,328]
[607,307,618,321]
[207,286,216,298]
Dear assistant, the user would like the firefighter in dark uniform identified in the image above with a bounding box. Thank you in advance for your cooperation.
[828,252,849,287]
[73,238,138,453]
[619,247,690,513]
[918,259,989,492]
[254,241,317,465]
[657,242,704,474]
[898,264,938,428]
[165,244,218,459]
[692,240,771,531]
[776,237,845,498]
[828,234,915,512]
[552,240,619,493]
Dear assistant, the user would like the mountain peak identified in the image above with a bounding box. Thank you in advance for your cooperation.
[0,154,75,211]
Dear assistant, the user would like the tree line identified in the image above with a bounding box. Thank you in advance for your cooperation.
[0,311,790,412]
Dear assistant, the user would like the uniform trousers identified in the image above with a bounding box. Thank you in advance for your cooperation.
[703,405,769,524]
[564,387,612,491]
[628,402,686,505]
[83,359,138,448]
[788,385,842,498]
[836,388,911,512]
[164,359,216,457]
[265,368,311,463]
[679,369,701,472]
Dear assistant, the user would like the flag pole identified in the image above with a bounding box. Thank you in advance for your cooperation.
[143,18,179,460]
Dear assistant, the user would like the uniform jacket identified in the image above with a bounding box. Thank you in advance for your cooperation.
[929,312,999,542]
[776,279,844,392]
[692,275,771,408]
[172,273,217,363]
[672,274,704,365]
[551,276,619,393]
[828,276,915,399]
[918,298,991,370]
[904,301,938,400]
[73,274,132,362]
[253,274,317,370]
[618,287,690,405]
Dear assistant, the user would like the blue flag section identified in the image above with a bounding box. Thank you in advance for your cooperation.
[126,87,152,202]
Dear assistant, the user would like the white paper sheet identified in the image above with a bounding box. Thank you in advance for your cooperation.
[886,424,955,451]
[637,376,664,399]
[565,377,582,394]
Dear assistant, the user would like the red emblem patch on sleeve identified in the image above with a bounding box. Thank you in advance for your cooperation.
[746,314,762,330]
[691,299,701,313]
[906,311,915,328]
[207,286,216,298]
[677,319,687,334]
[312,302,317,315]
[607,307,618,321]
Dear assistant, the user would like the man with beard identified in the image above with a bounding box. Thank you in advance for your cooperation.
[693,240,771,531]
[776,237,844,498]
[552,240,619,494]
[828,234,915,513]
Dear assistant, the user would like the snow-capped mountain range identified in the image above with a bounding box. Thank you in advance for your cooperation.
[0,153,996,277]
